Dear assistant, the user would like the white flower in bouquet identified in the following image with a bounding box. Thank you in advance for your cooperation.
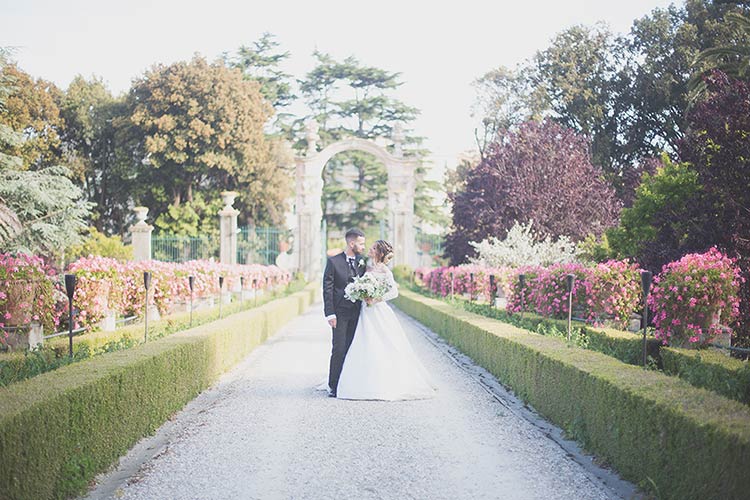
[344,273,392,305]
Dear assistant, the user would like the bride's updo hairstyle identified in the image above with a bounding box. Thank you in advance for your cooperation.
[374,240,394,264]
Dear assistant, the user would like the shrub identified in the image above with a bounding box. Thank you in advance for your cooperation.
[518,263,589,319]
[66,228,133,262]
[469,220,581,268]
[0,253,60,339]
[0,285,316,500]
[393,289,750,500]
[584,260,642,329]
[649,248,742,347]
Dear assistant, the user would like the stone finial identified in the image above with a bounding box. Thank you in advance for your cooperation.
[305,119,320,156]
[220,191,239,210]
[133,206,149,225]
[131,206,153,261]
[392,123,405,158]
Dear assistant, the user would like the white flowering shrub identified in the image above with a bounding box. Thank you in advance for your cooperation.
[469,221,581,268]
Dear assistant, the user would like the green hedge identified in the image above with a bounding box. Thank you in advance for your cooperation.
[458,299,662,366]
[0,284,316,500]
[423,288,750,404]
[0,280,307,387]
[393,289,750,500]
[662,347,750,405]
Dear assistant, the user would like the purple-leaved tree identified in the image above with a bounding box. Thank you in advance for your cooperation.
[446,120,620,265]
[679,70,750,344]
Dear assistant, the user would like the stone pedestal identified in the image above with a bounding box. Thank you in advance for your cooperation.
[4,323,43,351]
[100,309,117,332]
[131,207,153,262]
[28,323,43,350]
[219,191,239,266]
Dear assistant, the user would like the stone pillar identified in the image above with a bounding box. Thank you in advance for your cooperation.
[387,169,417,268]
[28,322,43,350]
[219,191,239,265]
[295,120,324,281]
[131,207,153,262]
[100,309,117,332]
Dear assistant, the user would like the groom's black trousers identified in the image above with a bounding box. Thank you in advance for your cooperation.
[329,310,360,392]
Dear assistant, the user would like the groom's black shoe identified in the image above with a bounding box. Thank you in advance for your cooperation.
[328,390,337,398]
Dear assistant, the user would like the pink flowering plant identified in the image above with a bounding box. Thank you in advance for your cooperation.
[0,253,60,340]
[66,256,123,329]
[522,263,589,319]
[505,266,542,314]
[584,260,642,328]
[420,265,511,302]
[648,248,742,347]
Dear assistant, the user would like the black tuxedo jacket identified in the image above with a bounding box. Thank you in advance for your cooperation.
[323,252,366,318]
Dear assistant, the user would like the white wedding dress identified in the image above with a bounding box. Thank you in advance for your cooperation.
[335,265,435,401]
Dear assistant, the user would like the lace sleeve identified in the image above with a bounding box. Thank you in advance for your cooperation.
[381,268,399,301]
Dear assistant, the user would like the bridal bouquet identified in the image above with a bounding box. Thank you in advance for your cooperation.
[344,273,392,305]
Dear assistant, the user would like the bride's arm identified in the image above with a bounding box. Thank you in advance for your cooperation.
[381,268,399,301]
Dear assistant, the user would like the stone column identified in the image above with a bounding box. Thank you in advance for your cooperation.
[295,120,324,281]
[131,207,153,262]
[295,170,323,281]
[219,191,239,266]
[387,169,417,268]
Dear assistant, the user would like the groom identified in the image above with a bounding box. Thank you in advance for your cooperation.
[323,228,366,398]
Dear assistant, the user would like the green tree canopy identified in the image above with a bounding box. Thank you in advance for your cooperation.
[58,75,133,235]
[0,50,91,256]
[297,52,444,231]
[126,55,291,230]
[0,62,64,170]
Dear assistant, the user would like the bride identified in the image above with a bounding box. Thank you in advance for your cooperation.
[335,240,435,401]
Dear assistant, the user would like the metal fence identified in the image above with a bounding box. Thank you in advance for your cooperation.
[416,230,444,257]
[152,236,218,262]
[237,226,290,266]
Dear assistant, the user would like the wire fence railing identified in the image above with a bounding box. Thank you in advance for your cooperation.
[237,226,291,266]
[151,236,218,262]
[416,230,444,257]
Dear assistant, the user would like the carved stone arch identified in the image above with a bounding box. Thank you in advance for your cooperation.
[293,123,416,280]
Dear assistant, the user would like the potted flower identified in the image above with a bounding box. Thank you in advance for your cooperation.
[0,253,59,349]
[648,248,742,348]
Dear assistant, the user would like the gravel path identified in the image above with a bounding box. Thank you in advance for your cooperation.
[84,303,638,500]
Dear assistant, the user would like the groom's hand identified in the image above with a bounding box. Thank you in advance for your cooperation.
[328,317,337,328]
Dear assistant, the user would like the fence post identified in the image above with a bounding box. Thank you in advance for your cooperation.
[143,271,151,342]
[131,207,153,262]
[641,271,653,367]
[219,191,239,265]
[489,274,496,308]
[64,274,76,358]
[566,274,575,342]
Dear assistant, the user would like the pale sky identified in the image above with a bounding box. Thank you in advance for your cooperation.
[2,0,674,171]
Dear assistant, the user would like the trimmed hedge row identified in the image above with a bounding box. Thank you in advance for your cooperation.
[429,289,748,406]
[459,298,662,366]
[0,281,306,387]
[393,289,750,500]
[0,284,318,500]
[662,347,750,405]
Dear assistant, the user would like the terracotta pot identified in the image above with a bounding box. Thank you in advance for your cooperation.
[670,307,723,349]
[1,280,39,327]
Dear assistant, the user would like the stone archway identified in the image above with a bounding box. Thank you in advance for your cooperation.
[293,121,417,280]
